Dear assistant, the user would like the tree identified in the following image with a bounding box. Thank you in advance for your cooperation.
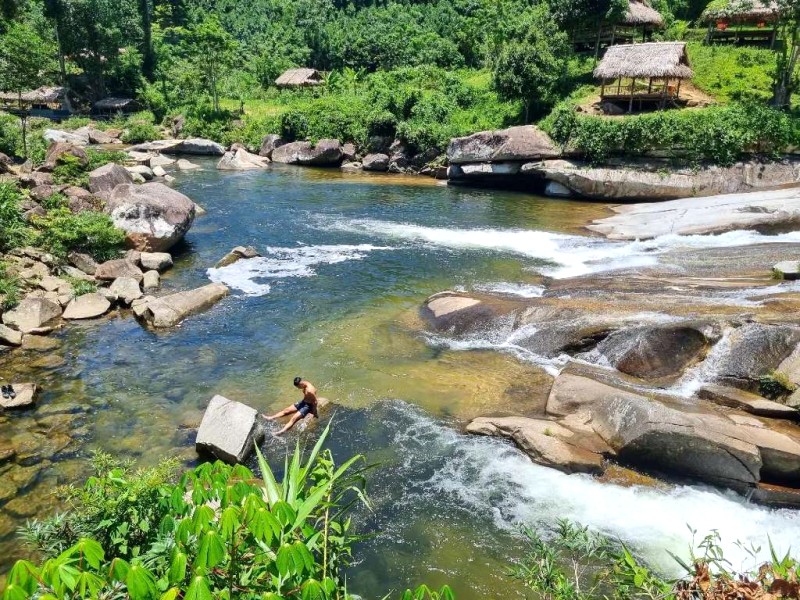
[771,0,800,107]
[184,16,236,111]
[491,5,572,123]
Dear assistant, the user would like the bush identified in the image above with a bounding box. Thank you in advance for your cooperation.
[32,208,125,262]
[541,102,797,165]
[0,261,21,310]
[121,122,162,144]
[52,154,90,187]
[64,276,97,297]
[0,181,33,252]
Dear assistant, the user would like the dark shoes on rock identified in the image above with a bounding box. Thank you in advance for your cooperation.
[1,385,15,399]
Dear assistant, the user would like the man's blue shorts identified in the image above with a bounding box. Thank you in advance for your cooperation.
[294,400,317,418]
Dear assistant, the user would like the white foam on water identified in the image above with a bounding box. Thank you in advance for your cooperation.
[207,244,392,295]
[317,217,800,278]
[472,282,546,298]
[390,402,800,576]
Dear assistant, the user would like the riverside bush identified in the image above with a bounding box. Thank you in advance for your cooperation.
[542,102,797,165]
[0,261,21,310]
[0,182,32,251]
[32,208,125,262]
[5,425,453,600]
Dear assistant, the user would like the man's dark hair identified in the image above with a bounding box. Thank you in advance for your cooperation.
[293,376,302,386]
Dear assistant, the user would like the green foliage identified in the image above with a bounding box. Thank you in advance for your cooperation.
[122,122,162,144]
[31,208,125,262]
[0,21,57,99]
[400,585,455,600]
[0,181,33,252]
[64,276,97,297]
[86,148,129,171]
[759,371,798,400]
[542,102,797,165]
[9,425,387,600]
[52,154,90,187]
[688,42,777,104]
[0,261,21,310]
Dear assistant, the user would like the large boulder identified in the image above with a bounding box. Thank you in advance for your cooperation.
[88,163,134,195]
[467,416,607,474]
[43,129,89,146]
[698,384,798,419]
[195,395,265,464]
[362,153,390,172]
[714,324,800,390]
[94,259,144,282]
[179,138,225,155]
[109,277,143,305]
[272,139,344,166]
[143,282,228,327]
[0,324,23,346]
[215,246,259,268]
[1,298,62,333]
[537,159,800,203]
[105,182,196,252]
[447,125,560,165]
[86,128,118,145]
[589,187,800,240]
[62,293,111,319]
[595,325,709,380]
[259,134,286,158]
[140,252,173,272]
[421,292,516,335]
[0,383,37,409]
[40,142,88,172]
[217,148,270,170]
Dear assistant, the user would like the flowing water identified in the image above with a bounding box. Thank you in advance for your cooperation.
[3,163,800,597]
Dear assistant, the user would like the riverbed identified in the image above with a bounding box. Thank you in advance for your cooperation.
[2,162,800,598]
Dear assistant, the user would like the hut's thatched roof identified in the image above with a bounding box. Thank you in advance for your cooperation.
[594,42,693,79]
[702,0,782,23]
[0,86,66,103]
[275,68,323,87]
[622,0,665,27]
[94,97,138,110]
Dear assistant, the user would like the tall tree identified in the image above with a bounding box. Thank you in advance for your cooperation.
[184,16,236,111]
[771,0,800,107]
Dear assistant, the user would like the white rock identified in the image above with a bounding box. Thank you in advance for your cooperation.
[142,270,160,290]
[62,293,111,319]
[109,277,143,305]
[140,252,173,271]
[195,395,265,464]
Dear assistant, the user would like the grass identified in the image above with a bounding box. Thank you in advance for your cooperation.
[0,262,21,310]
[687,41,777,104]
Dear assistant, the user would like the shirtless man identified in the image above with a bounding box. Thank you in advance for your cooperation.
[264,377,319,435]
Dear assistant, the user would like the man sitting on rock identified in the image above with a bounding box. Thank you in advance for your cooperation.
[264,377,320,435]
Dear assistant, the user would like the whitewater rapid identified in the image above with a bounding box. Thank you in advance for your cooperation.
[388,402,800,577]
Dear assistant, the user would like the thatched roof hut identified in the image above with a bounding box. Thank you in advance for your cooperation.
[702,0,782,24]
[0,86,66,104]
[595,42,693,80]
[275,68,324,88]
[622,0,665,28]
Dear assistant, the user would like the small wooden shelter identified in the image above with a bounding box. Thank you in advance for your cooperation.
[0,86,71,119]
[595,42,694,113]
[274,68,324,88]
[702,0,781,46]
[93,97,140,116]
[573,0,665,52]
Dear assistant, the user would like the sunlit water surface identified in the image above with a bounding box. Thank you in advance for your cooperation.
[2,163,800,597]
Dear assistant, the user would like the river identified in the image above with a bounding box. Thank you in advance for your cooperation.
[2,162,800,598]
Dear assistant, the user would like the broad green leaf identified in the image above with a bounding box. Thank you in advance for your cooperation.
[55,563,80,592]
[168,551,187,585]
[254,445,282,506]
[191,505,215,535]
[300,579,325,600]
[261,594,284,600]
[76,538,105,569]
[286,441,302,505]
[272,501,296,527]
[195,530,226,570]
[175,517,193,545]
[249,507,280,545]
[276,544,294,578]
[291,541,315,576]
[126,564,158,600]
[184,575,212,600]
[76,571,105,598]
[302,420,332,482]
[110,557,130,582]
[2,584,29,600]
[160,588,180,600]
[220,506,240,540]
[7,560,38,594]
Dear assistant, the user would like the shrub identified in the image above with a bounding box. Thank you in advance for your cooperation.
[0,261,21,310]
[52,154,90,187]
[0,181,33,251]
[542,102,797,165]
[0,113,22,157]
[121,122,162,144]
[32,208,125,262]
[64,276,97,297]
[86,148,128,171]
[59,117,92,131]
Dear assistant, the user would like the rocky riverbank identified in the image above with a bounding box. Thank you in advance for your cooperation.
[423,239,800,507]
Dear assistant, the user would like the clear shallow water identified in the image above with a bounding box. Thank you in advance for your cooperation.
[2,164,800,597]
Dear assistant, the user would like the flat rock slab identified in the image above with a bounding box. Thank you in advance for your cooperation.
[2,298,62,333]
[62,293,111,319]
[144,282,228,327]
[699,384,799,419]
[0,383,36,409]
[588,188,800,240]
[195,395,264,463]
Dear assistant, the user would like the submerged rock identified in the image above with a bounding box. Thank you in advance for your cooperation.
[195,395,265,464]
[105,183,196,252]
[143,282,229,327]
[215,246,259,268]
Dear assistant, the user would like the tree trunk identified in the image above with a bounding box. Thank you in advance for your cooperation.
[139,0,155,80]
[21,116,28,157]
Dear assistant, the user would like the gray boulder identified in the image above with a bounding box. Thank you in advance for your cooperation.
[142,270,160,290]
[596,325,709,380]
[86,128,118,145]
[447,125,560,165]
[179,138,225,155]
[68,252,98,275]
[62,293,111,319]
[109,277,143,305]
[43,129,89,146]
[195,395,265,464]
[714,324,800,390]
[2,298,62,333]
[272,139,344,166]
[0,324,23,346]
[88,163,134,195]
[698,384,798,419]
[143,283,228,327]
[217,148,270,170]
[40,142,88,172]
[126,165,154,180]
[140,252,173,272]
[259,134,286,158]
[95,259,144,282]
[362,153,390,172]
[215,246,259,268]
[105,183,196,252]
